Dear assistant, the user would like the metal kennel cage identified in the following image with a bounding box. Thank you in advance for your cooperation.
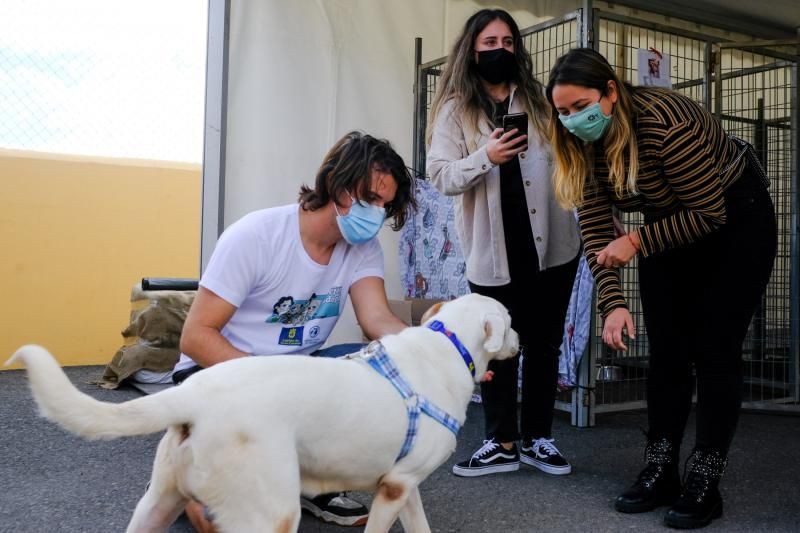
[412,7,799,426]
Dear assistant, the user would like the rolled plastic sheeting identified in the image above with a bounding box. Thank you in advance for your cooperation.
[141,277,199,291]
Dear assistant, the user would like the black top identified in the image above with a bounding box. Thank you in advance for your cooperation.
[493,97,538,277]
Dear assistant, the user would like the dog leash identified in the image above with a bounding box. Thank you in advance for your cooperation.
[361,342,461,461]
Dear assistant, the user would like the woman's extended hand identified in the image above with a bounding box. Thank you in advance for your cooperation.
[603,307,635,351]
[596,233,639,268]
[486,127,527,165]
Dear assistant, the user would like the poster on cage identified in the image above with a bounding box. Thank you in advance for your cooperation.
[637,47,672,88]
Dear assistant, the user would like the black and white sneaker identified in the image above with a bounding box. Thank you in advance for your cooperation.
[300,492,369,526]
[452,438,520,477]
[520,437,572,475]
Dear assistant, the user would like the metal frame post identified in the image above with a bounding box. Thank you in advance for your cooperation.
[200,0,230,273]
[580,1,594,49]
[703,41,714,109]
[791,63,800,403]
[573,2,596,428]
[412,37,423,176]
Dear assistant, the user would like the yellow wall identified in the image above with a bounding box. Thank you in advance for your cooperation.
[1,149,201,368]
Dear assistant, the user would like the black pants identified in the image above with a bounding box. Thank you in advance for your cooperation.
[639,165,776,453]
[469,253,579,442]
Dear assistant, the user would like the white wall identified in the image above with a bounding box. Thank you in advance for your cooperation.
[222,0,579,343]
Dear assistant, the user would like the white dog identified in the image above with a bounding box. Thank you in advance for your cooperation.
[8,293,519,533]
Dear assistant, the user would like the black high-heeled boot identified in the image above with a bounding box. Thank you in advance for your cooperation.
[664,448,727,529]
[615,437,681,513]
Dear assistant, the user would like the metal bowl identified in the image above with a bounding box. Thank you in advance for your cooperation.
[595,365,623,382]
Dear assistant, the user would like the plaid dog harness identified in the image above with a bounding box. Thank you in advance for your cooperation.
[360,321,475,461]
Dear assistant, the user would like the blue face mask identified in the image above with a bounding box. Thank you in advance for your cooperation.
[335,195,386,245]
[558,101,612,142]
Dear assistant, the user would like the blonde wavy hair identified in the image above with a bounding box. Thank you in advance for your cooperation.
[426,9,549,149]
[545,48,639,208]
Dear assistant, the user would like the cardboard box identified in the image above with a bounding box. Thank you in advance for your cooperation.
[358,298,444,340]
[388,299,413,326]
[407,297,445,326]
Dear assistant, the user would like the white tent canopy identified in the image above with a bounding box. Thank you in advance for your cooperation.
[202,0,798,344]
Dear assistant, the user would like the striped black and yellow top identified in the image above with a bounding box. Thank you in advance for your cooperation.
[578,87,746,317]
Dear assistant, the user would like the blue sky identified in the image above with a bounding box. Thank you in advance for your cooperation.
[0,0,207,163]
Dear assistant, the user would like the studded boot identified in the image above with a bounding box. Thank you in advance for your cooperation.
[664,448,726,529]
[615,437,681,513]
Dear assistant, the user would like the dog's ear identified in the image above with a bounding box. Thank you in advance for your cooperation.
[482,312,505,353]
[420,301,444,324]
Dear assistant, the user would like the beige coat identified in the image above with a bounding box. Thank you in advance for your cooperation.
[426,89,581,286]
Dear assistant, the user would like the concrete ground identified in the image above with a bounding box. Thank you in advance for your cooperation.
[1,365,798,532]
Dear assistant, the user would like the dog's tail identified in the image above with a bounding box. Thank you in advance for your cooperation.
[7,345,189,439]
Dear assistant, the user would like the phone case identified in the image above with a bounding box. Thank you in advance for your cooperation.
[502,112,528,139]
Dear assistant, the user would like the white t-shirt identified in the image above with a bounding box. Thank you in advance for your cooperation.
[174,204,383,371]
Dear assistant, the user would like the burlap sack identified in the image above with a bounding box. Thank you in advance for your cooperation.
[96,284,195,389]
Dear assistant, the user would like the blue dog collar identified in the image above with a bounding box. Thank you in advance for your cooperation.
[427,320,475,377]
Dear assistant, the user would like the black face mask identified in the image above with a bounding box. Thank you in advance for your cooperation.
[475,48,517,85]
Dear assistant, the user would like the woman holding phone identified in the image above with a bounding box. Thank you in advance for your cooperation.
[426,8,581,478]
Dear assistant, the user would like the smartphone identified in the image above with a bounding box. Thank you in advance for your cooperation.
[502,112,528,141]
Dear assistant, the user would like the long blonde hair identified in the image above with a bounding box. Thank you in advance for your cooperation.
[545,48,639,208]
[426,9,549,148]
